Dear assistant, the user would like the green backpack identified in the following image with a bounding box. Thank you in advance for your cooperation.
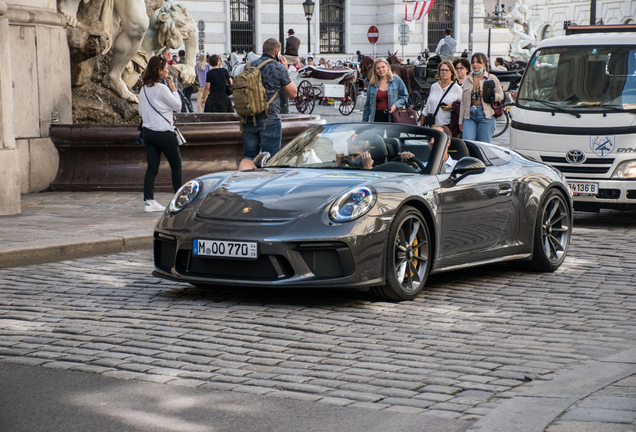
[233,59,279,130]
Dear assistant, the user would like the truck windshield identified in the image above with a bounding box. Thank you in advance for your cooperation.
[518,46,636,112]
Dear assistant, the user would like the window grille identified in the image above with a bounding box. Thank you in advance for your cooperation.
[320,0,345,54]
[427,0,454,53]
[231,0,255,53]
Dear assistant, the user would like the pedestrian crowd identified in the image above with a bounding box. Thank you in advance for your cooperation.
[136,29,509,211]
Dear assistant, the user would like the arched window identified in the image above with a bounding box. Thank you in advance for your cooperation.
[320,0,345,53]
[624,18,635,25]
[231,0,255,53]
[428,0,454,53]
[541,25,554,40]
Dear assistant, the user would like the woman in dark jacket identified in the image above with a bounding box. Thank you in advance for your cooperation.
[202,54,233,112]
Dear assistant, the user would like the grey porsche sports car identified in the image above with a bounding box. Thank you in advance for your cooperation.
[153,123,573,300]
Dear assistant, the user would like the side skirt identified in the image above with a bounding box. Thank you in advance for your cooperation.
[431,253,532,274]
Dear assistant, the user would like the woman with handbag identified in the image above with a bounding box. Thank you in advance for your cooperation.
[138,56,183,213]
[421,61,462,128]
[202,54,233,113]
[458,53,504,143]
[362,58,408,123]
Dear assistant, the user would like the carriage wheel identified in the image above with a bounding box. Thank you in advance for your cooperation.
[295,80,315,114]
[339,81,357,116]
[408,91,424,112]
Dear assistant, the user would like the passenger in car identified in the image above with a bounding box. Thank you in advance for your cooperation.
[399,125,456,172]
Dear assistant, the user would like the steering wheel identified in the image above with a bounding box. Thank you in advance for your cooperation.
[391,155,426,172]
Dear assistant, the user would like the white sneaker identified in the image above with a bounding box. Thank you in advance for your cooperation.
[144,201,166,213]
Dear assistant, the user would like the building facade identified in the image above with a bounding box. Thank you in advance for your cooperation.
[183,0,634,61]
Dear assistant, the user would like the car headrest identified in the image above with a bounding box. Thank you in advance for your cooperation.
[368,135,388,164]
[449,138,469,160]
[353,132,388,165]
[383,138,401,159]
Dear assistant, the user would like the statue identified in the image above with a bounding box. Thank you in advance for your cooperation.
[58,0,150,103]
[507,1,538,62]
[141,2,197,85]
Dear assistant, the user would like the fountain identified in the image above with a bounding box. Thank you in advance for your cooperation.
[49,0,320,192]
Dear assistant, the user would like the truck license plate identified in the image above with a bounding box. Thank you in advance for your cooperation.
[567,182,598,195]
[193,239,258,259]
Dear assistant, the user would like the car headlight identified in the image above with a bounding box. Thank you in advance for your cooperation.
[611,161,636,179]
[329,187,376,222]
[168,180,201,214]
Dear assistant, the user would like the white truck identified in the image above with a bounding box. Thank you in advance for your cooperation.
[509,24,636,211]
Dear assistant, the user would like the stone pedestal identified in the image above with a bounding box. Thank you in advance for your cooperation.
[0,1,20,215]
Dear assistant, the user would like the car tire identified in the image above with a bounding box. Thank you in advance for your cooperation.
[525,189,572,272]
[370,206,431,301]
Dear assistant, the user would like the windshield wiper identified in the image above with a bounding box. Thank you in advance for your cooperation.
[518,97,581,118]
[595,103,636,113]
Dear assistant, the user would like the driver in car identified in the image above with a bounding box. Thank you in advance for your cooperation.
[399,125,456,172]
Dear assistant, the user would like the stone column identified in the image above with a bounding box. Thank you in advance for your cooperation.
[0,0,20,215]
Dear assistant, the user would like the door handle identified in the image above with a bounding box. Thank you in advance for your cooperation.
[498,187,512,197]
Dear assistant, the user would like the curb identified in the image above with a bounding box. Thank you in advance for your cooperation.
[0,234,153,269]
[467,348,636,432]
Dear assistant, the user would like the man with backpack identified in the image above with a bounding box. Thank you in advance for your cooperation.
[236,38,298,171]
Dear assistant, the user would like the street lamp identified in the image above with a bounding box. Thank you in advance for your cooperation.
[303,0,315,54]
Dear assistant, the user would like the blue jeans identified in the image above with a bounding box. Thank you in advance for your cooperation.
[242,116,283,159]
[462,105,496,143]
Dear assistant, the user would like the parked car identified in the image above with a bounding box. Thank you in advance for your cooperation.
[153,123,573,300]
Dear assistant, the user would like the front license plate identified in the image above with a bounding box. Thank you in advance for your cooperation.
[567,182,599,195]
[193,239,258,259]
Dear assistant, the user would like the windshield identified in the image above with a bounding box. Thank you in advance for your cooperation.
[267,123,437,172]
[518,45,636,112]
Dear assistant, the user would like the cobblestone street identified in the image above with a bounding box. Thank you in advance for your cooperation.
[1,211,636,425]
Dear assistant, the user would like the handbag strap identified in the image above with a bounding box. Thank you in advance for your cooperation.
[142,86,174,129]
[432,82,455,117]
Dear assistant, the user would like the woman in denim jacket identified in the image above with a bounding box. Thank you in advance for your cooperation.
[362,58,409,122]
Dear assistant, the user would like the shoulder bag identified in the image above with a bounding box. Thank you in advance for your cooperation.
[391,108,418,125]
[422,82,455,127]
[142,87,186,146]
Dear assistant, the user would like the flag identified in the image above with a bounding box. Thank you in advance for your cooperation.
[404,0,435,22]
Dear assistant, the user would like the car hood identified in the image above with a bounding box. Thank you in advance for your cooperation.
[196,169,381,221]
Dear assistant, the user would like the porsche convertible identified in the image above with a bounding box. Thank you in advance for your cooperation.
[153,123,573,300]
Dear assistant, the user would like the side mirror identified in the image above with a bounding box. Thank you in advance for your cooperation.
[447,157,486,184]
[253,152,271,168]
[483,80,496,106]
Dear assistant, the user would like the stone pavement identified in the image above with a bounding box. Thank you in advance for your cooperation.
[1,120,635,430]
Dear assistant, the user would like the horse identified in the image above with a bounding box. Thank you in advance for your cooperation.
[387,51,414,93]
[359,55,375,81]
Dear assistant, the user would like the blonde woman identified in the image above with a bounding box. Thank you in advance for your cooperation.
[195,53,211,112]
[362,57,408,123]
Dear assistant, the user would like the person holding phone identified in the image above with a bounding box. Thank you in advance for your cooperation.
[138,56,183,212]
[421,61,462,128]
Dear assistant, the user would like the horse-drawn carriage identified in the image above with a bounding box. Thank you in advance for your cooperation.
[293,65,358,116]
